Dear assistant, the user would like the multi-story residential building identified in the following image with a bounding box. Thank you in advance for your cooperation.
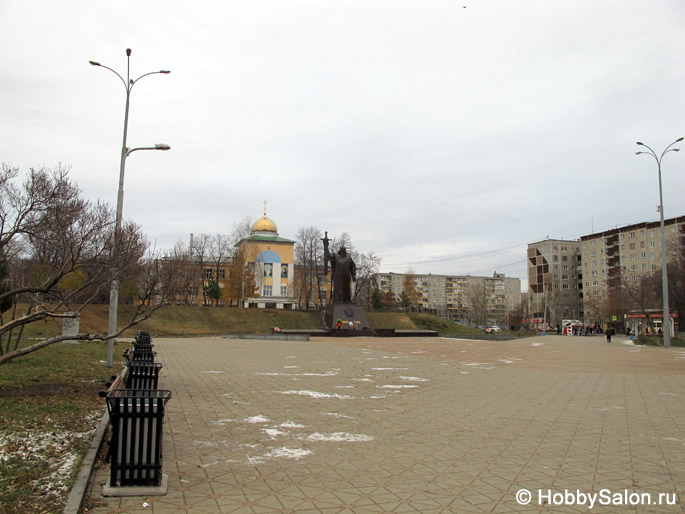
[528,216,685,328]
[526,239,583,323]
[580,216,685,322]
[374,272,521,326]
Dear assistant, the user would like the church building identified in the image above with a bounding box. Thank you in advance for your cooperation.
[237,210,298,310]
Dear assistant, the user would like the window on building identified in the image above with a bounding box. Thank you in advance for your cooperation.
[203,268,214,280]
[262,285,272,297]
[281,285,288,296]
[217,269,226,279]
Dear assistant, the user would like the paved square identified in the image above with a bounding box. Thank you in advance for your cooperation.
[88,335,685,513]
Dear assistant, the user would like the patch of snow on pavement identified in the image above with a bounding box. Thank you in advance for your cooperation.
[244,415,271,423]
[278,390,355,399]
[307,432,373,442]
[280,421,306,428]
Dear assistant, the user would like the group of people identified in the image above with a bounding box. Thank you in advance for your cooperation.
[560,324,602,336]
[558,323,620,343]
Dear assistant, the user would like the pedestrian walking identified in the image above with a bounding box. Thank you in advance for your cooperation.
[606,325,615,343]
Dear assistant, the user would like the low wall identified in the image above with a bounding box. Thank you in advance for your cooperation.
[440,334,517,341]
[227,333,311,341]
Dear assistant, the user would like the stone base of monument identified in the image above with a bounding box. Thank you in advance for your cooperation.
[325,303,373,335]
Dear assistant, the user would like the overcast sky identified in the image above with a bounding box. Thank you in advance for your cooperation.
[1,1,683,290]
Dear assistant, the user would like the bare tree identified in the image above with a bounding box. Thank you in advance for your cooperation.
[229,216,253,248]
[467,279,487,326]
[0,165,175,366]
[667,242,685,332]
[204,234,232,306]
[164,240,201,305]
[331,232,354,254]
[352,250,381,306]
[227,243,257,307]
[295,226,323,309]
[601,268,659,332]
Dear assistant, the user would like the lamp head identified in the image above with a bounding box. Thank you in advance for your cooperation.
[676,137,684,143]
[89,61,101,66]
[636,142,644,146]
[155,144,171,151]
[160,70,171,74]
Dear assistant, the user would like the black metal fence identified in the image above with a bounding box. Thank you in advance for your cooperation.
[125,362,163,390]
[99,332,172,490]
[105,389,172,487]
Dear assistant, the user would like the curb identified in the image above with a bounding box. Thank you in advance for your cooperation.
[63,409,110,514]
[227,333,310,341]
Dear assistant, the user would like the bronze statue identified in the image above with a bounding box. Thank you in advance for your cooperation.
[322,232,356,304]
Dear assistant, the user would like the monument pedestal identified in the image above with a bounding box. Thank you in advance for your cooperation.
[325,303,371,331]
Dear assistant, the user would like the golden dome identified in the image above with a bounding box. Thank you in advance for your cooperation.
[251,215,277,234]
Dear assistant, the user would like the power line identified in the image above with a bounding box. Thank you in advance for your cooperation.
[382,243,527,269]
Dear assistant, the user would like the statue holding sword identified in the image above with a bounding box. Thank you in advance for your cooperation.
[322,231,356,304]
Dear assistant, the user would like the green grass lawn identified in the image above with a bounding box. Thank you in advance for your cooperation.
[0,340,126,514]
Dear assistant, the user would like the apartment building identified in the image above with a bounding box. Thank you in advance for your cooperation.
[526,239,583,322]
[527,216,685,326]
[580,216,685,319]
[374,272,521,326]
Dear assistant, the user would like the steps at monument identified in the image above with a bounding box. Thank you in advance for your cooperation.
[330,329,376,337]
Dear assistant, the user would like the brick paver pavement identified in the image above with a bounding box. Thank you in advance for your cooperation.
[87,335,685,513]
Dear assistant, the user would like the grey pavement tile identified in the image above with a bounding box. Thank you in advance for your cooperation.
[86,335,685,514]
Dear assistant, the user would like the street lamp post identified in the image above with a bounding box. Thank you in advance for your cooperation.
[90,49,171,367]
[635,137,683,348]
